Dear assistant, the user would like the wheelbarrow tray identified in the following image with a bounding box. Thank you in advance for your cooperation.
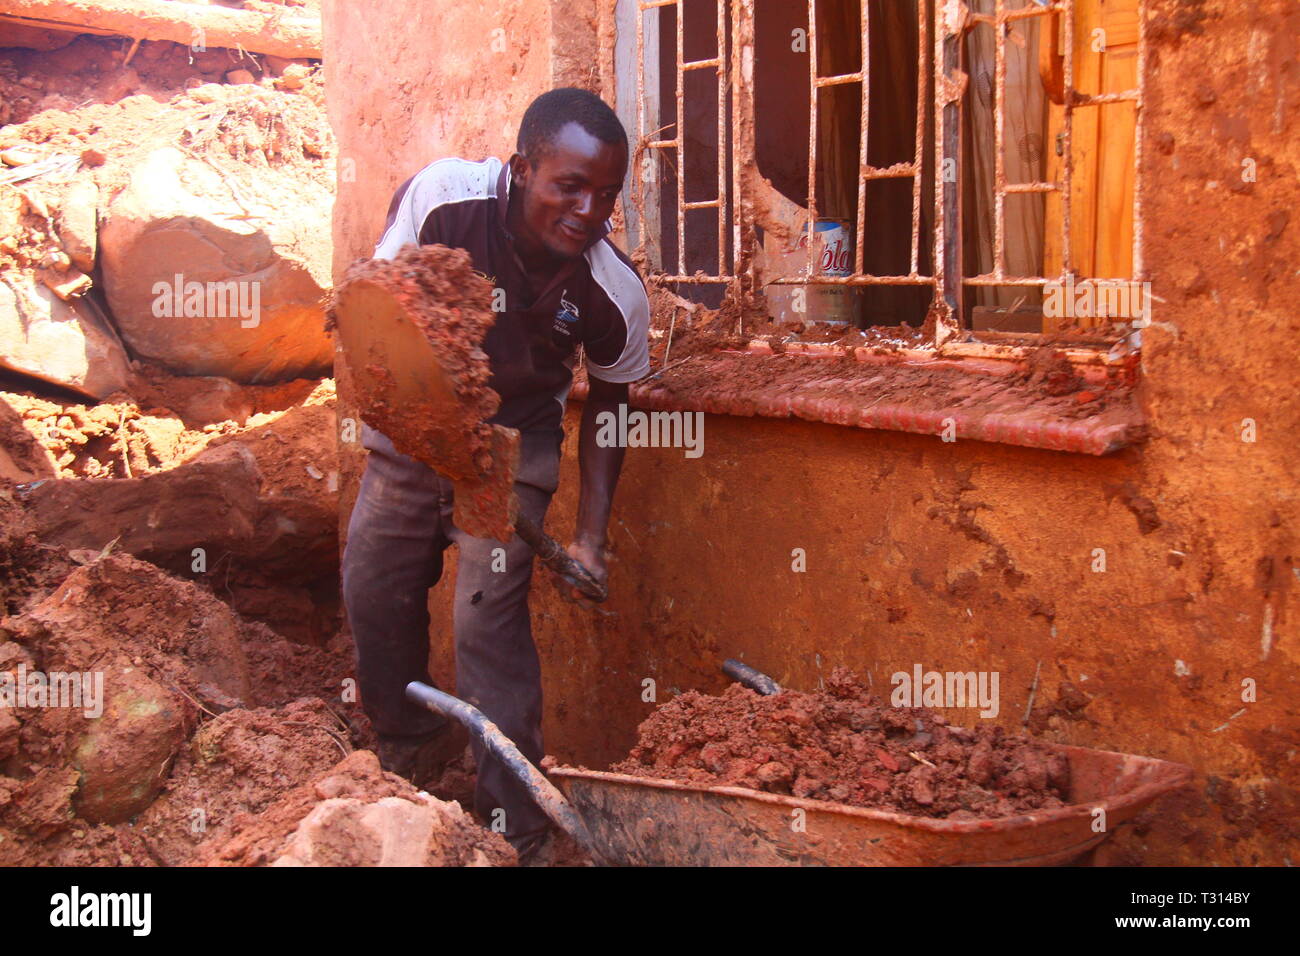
[549,743,1192,866]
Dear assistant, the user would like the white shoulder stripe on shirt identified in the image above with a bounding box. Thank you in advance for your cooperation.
[373,157,502,260]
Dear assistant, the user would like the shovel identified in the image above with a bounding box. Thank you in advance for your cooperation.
[330,245,607,602]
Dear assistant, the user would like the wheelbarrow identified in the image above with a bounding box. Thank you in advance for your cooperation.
[406,661,1194,866]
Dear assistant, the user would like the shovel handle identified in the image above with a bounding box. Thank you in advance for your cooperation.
[514,514,609,603]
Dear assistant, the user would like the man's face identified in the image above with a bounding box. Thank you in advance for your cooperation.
[510,122,627,261]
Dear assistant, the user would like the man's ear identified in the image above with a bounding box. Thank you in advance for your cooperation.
[508,152,530,189]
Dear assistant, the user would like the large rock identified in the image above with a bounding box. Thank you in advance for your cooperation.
[270,797,435,866]
[70,663,188,824]
[24,441,263,568]
[100,146,332,383]
[11,552,253,712]
[0,274,130,399]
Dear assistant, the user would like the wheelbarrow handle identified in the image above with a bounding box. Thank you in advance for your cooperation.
[514,514,609,603]
[405,681,602,862]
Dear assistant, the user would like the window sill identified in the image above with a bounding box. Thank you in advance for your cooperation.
[572,338,1146,456]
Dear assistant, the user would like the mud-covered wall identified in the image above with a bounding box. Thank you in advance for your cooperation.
[326,0,1298,865]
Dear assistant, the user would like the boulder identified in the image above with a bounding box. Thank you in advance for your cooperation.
[99,146,332,383]
[0,275,130,399]
[13,552,253,712]
[24,440,263,568]
[70,663,188,824]
[270,796,441,867]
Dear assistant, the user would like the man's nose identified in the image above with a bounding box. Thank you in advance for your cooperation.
[571,190,594,220]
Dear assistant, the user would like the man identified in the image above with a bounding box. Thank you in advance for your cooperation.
[341,88,649,863]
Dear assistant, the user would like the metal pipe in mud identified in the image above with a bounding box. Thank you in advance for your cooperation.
[405,681,603,862]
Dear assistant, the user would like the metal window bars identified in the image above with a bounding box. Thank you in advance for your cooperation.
[625,0,1144,335]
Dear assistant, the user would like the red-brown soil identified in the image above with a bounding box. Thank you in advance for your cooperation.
[0,15,536,868]
[134,697,350,865]
[1,368,341,642]
[0,363,330,483]
[613,668,1071,820]
[0,32,325,143]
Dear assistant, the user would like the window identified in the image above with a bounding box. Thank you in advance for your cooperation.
[614,0,1145,355]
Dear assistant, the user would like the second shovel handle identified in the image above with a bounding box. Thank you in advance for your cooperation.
[514,514,609,603]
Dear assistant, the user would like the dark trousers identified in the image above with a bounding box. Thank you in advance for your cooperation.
[342,426,560,847]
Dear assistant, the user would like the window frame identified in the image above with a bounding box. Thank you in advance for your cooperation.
[613,0,1146,372]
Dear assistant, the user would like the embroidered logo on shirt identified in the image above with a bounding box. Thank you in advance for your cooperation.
[553,291,579,337]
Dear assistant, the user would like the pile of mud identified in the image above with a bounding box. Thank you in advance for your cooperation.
[1,367,340,642]
[614,668,1071,820]
[0,362,518,865]
[0,15,522,868]
[200,750,513,867]
[0,364,328,482]
[0,544,512,867]
[0,549,353,864]
[0,38,328,177]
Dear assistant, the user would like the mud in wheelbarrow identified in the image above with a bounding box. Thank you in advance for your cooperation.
[548,744,1192,866]
[407,681,1191,867]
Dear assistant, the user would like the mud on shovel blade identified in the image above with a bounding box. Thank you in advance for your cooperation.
[331,247,607,603]
[405,681,602,862]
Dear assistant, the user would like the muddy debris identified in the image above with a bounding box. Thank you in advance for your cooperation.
[613,668,1071,820]
[2,370,341,641]
[135,698,351,866]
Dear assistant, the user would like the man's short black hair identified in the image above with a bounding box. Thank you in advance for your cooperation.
[516,87,628,166]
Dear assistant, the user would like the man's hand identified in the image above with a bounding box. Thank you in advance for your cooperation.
[552,538,608,607]
[557,374,629,607]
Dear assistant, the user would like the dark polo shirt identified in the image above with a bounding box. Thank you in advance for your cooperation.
[368,157,650,454]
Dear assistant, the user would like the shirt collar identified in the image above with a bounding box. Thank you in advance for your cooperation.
[495,159,612,252]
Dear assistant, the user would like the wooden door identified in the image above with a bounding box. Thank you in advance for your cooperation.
[1041,0,1138,286]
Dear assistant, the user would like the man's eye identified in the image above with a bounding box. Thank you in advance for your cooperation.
[559,184,581,194]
